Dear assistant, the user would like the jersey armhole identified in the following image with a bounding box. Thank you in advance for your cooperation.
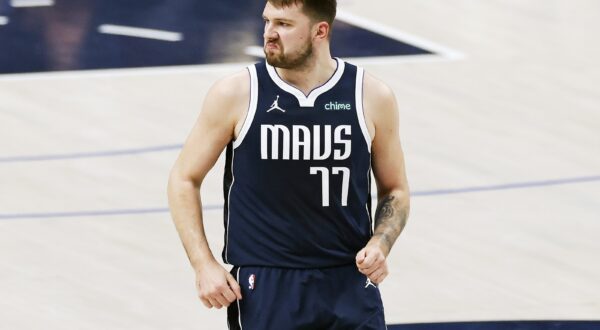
[355,67,372,153]
[233,65,258,149]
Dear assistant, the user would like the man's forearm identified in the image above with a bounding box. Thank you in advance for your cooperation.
[167,177,215,271]
[370,190,410,256]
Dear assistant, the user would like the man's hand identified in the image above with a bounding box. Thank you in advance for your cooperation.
[195,260,242,309]
[355,241,389,285]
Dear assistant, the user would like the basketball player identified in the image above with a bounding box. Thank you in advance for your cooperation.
[167,0,410,328]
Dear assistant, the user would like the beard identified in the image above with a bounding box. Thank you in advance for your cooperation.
[264,39,313,69]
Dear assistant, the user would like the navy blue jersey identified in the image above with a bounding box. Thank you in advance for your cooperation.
[222,57,373,268]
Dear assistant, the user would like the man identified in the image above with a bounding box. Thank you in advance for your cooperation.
[167,0,410,328]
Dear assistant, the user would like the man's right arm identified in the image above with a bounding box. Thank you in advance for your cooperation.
[167,70,249,309]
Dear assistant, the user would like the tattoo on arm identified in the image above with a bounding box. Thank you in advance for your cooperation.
[372,195,409,255]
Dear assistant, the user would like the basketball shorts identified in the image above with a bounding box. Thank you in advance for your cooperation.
[227,263,386,330]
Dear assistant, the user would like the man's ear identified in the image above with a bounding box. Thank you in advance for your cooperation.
[313,21,330,40]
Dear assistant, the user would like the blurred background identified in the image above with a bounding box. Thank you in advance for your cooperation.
[0,0,599,329]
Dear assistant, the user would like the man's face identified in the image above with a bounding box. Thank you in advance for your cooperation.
[262,2,314,69]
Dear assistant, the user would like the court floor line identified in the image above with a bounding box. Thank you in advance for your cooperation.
[0,144,183,162]
[411,175,600,196]
[98,24,183,42]
[0,53,459,81]
[10,0,54,8]
[1,175,598,220]
[336,10,465,60]
[386,320,600,330]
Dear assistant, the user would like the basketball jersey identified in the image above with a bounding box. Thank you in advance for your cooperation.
[222,57,373,268]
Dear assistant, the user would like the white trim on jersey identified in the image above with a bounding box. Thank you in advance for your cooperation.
[355,67,372,153]
[224,146,235,264]
[367,162,374,236]
[236,267,243,329]
[265,57,346,107]
[233,65,259,149]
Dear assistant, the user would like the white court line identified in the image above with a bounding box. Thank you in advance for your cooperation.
[11,0,54,8]
[0,53,459,82]
[0,16,8,25]
[0,53,460,81]
[336,10,465,60]
[98,24,183,42]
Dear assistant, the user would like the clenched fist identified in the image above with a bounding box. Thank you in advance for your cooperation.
[195,260,242,309]
[355,242,389,284]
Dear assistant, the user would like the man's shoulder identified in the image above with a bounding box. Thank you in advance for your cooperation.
[362,70,394,101]
[201,67,252,126]
[209,68,251,101]
[360,69,398,130]
[363,70,396,109]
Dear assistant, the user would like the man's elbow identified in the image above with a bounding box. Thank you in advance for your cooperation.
[377,185,410,203]
[167,167,200,198]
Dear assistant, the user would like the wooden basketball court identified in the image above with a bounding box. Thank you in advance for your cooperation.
[0,0,599,328]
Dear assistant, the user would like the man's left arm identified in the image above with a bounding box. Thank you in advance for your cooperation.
[356,73,410,284]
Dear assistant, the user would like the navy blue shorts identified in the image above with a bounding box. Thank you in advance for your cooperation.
[227,264,386,330]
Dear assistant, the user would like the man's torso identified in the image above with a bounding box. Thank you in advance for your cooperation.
[223,58,374,268]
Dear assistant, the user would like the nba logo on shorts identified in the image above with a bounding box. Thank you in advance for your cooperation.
[248,274,256,290]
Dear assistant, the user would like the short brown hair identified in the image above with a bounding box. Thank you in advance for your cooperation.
[267,0,337,27]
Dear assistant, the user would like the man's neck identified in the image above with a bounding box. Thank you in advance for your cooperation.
[275,55,337,96]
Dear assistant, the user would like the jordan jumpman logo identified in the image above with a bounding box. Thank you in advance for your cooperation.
[267,95,286,112]
[365,278,377,289]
